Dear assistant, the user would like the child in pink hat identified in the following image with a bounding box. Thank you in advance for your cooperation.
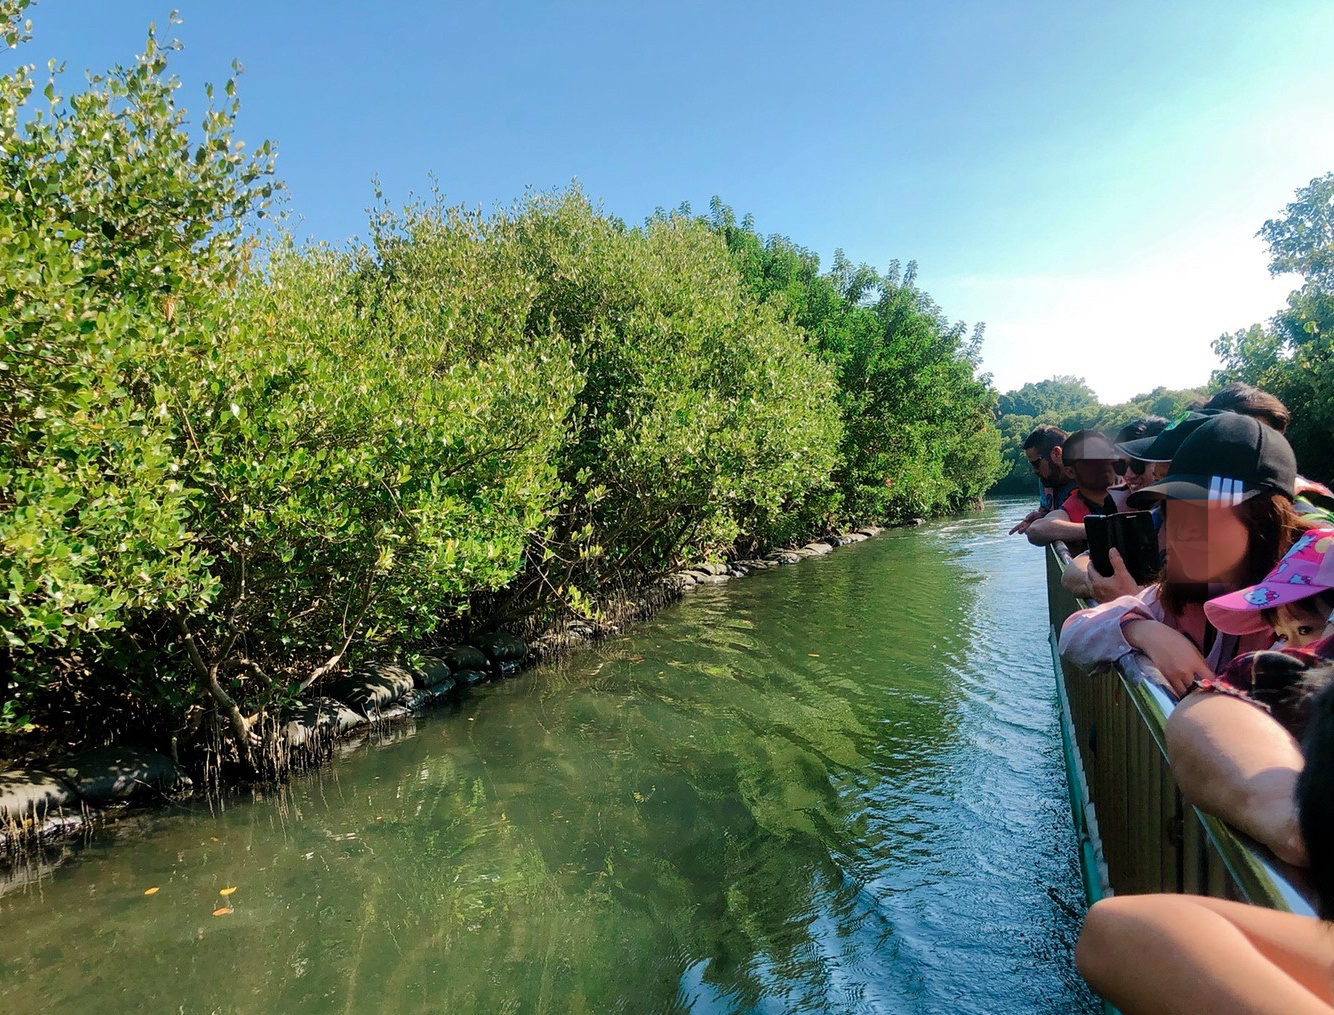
[1187,529,1334,740]
[1205,527,1334,648]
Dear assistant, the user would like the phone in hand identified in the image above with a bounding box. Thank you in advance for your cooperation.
[1084,511,1160,584]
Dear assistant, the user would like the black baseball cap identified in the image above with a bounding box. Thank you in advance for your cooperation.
[1115,409,1226,463]
[1126,412,1297,508]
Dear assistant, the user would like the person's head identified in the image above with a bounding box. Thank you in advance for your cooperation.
[1115,410,1225,471]
[1023,425,1068,487]
[1061,430,1119,498]
[1296,670,1334,918]
[1114,417,1170,493]
[1266,593,1334,648]
[1203,382,1291,435]
[1160,495,1304,587]
[1127,413,1304,610]
[1205,529,1334,646]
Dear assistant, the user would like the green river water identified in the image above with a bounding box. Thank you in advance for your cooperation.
[0,499,1097,1014]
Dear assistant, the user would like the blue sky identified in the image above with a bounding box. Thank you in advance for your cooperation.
[13,1,1334,401]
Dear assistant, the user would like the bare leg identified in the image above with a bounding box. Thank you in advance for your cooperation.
[1077,894,1334,1015]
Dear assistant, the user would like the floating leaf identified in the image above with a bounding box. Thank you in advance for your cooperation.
[219,886,237,896]
[209,836,219,843]
[212,906,233,917]
[143,886,160,896]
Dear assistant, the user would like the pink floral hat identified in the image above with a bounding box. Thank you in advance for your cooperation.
[1205,527,1334,635]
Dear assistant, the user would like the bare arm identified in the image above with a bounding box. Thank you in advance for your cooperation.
[1166,692,1308,866]
[1025,508,1084,546]
[1009,508,1042,535]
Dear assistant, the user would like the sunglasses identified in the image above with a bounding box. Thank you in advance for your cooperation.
[1102,459,1150,477]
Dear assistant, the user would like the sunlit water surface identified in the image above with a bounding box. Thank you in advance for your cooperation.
[0,499,1096,1014]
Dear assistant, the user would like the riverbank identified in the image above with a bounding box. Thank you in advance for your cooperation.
[0,523,895,862]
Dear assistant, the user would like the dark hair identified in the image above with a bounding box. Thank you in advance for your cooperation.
[1260,589,1334,629]
[1158,493,1315,618]
[1297,669,1334,918]
[1060,428,1113,458]
[1023,424,1068,456]
[1203,382,1291,435]
[1115,416,1169,446]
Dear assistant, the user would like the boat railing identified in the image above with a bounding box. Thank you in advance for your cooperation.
[1047,541,1312,915]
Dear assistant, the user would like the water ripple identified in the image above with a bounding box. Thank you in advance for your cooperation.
[0,500,1096,1015]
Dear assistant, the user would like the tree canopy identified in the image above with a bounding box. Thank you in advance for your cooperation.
[1213,172,1334,481]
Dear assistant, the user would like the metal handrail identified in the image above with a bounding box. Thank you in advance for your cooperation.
[1048,541,1313,916]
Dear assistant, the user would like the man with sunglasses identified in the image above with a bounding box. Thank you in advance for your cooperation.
[1009,425,1076,535]
[1025,430,1122,547]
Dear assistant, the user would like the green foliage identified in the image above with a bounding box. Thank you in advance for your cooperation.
[0,8,1007,757]
[997,376,1099,419]
[705,200,1004,522]
[0,7,278,728]
[1214,173,1334,481]
[507,193,843,599]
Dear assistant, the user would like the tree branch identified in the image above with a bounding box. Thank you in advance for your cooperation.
[176,614,254,754]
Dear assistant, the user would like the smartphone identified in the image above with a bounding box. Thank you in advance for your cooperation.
[1084,511,1160,584]
[1084,515,1114,578]
[1111,511,1161,585]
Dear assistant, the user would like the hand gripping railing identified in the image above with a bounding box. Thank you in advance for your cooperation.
[1046,541,1312,915]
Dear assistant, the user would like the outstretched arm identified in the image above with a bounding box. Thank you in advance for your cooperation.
[1026,508,1084,546]
[1009,508,1043,535]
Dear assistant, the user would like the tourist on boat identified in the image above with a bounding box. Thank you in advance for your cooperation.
[1207,527,1334,652]
[1061,417,1171,601]
[1107,416,1170,509]
[1203,382,1334,520]
[1186,525,1334,732]
[1064,413,1223,604]
[1024,430,1120,548]
[1059,413,1310,697]
[1008,424,1074,535]
[1162,531,1334,864]
[1076,673,1334,1015]
[1201,381,1293,434]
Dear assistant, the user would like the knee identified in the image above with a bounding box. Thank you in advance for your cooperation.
[1075,897,1119,984]
[1076,895,1146,990]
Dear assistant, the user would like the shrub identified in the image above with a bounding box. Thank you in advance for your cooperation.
[0,6,1004,760]
[506,192,843,605]
[706,203,1004,521]
[0,9,276,735]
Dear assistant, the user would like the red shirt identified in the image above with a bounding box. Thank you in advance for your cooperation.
[1060,488,1108,524]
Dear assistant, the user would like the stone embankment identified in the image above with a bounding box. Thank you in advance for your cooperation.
[1,526,887,855]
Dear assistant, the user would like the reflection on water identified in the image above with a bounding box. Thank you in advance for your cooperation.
[0,500,1095,1014]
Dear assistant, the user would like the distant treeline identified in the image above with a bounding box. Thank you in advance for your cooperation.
[0,8,1001,756]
